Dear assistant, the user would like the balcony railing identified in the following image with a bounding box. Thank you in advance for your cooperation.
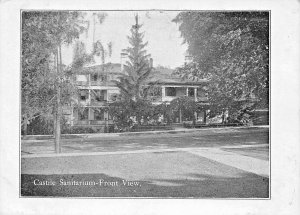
[90,81,107,86]
[76,80,115,87]
[78,99,89,106]
[75,120,114,125]
[76,81,89,86]
[90,99,107,106]
[90,120,105,125]
[75,120,89,125]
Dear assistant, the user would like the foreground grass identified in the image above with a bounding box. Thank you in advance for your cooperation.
[21,173,268,198]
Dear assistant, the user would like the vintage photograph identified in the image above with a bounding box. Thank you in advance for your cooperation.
[20,10,270,198]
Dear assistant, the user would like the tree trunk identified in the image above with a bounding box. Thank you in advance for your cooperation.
[179,108,182,123]
[222,110,225,124]
[54,97,61,153]
[53,103,56,139]
[23,96,29,137]
[193,111,197,127]
[23,114,28,137]
[53,54,57,139]
[54,45,62,153]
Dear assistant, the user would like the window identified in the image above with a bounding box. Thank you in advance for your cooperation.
[94,108,104,121]
[79,108,88,120]
[91,73,98,82]
[91,74,107,82]
[100,90,106,101]
[166,87,176,97]
[188,88,195,97]
[96,95,104,102]
[92,90,106,101]
[100,75,107,82]
[197,88,207,97]
[79,90,88,101]
[76,75,88,82]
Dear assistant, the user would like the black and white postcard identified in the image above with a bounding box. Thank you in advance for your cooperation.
[0,0,299,214]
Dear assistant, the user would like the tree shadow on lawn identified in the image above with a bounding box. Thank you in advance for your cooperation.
[222,147,269,161]
[21,172,269,198]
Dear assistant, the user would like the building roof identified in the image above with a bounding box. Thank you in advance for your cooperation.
[81,63,122,75]
[79,63,208,85]
[147,67,208,86]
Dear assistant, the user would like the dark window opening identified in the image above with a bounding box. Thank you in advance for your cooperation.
[91,74,98,81]
[92,90,106,101]
[101,75,107,82]
[91,74,107,82]
[166,87,176,97]
[188,88,194,97]
[79,90,88,101]
[94,108,104,121]
[96,95,104,101]
[79,108,88,120]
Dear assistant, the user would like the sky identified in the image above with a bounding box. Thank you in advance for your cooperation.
[62,11,188,69]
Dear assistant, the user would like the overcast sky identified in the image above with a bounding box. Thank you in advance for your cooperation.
[62,11,188,69]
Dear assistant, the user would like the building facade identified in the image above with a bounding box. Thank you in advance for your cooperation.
[67,63,209,131]
[66,63,121,131]
[147,67,209,123]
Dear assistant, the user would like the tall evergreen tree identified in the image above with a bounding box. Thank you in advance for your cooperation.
[114,14,153,101]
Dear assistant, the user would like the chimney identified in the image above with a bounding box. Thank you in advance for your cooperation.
[184,55,192,65]
[120,52,127,73]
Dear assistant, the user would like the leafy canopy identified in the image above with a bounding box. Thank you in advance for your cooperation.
[22,11,89,124]
[173,12,269,122]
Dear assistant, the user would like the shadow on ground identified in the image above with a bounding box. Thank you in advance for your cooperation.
[21,172,269,198]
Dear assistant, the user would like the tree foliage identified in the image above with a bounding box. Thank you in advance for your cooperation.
[170,96,204,124]
[71,41,95,70]
[173,12,269,123]
[21,11,90,135]
[109,14,154,128]
[109,99,153,130]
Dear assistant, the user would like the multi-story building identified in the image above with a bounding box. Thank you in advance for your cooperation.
[66,62,209,131]
[65,63,121,132]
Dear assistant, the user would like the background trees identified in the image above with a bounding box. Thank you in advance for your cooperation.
[173,12,269,124]
[21,11,270,138]
[22,11,94,152]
